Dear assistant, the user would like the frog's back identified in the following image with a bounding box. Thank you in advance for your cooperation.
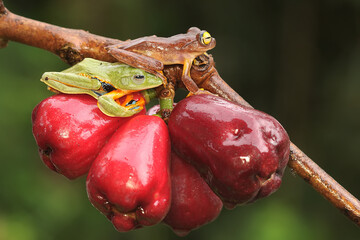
[62,58,111,74]
[61,58,130,80]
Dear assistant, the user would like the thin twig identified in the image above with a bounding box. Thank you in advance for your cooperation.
[0,2,359,226]
[0,0,8,48]
[0,0,5,15]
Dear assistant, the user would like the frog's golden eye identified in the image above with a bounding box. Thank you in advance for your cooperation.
[200,31,212,45]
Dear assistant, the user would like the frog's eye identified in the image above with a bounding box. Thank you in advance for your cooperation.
[200,31,212,45]
[133,74,145,85]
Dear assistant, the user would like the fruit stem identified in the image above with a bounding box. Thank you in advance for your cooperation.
[0,0,5,15]
[159,97,173,112]
[141,89,157,104]
[158,84,175,122]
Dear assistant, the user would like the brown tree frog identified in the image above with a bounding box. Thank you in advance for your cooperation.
[107,27,216,93]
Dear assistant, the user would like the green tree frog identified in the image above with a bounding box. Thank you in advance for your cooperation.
[40,58,162,117]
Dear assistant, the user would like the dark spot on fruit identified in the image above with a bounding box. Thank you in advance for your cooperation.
[107,211,114,220]
[41,146,53,157]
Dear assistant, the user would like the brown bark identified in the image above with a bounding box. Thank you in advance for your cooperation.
[0,1,359,226]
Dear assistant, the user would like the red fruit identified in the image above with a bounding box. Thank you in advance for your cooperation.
[168,94,290,208]
[86,115,171,232]
[32,94,137,179]
[163,152,223,236]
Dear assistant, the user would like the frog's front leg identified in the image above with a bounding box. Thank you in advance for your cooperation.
[97,89,144,117]
[41,72,102,99]
[107,47,167,85]
[181,60,200,93]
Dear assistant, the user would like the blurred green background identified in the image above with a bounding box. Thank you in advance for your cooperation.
[1,0,360,239]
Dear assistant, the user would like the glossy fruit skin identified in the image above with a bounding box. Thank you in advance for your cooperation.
[163,152,223,236]
[86,115,171,232]
[168,94,290,208]
[32,94,134,179]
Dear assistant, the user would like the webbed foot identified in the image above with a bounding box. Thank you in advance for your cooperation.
[98,93,146,117]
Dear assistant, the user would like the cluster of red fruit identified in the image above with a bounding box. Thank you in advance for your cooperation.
[32,93,290,236]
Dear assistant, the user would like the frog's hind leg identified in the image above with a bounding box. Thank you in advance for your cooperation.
[108,47,168,87]
[97,89,141,117]
[41,72,102,99]
[181,60,200,93]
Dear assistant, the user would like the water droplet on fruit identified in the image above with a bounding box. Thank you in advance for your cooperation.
[138,206,145,215]
[240,156,250,163]
[126,173,137,190]
[58,129,69,139]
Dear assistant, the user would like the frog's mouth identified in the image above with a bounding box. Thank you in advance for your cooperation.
[143,75,163,89]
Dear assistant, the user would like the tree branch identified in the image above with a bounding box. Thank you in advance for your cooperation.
[0,2,359,226]
[0,0,8,48]
[0,0,5,15]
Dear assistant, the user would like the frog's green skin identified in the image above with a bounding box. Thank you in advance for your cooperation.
[40,58,162,117]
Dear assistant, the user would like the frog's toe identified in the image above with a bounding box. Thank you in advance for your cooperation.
[98,96,142,117]
[121,98,145,112]
[125,99,140,108]
[186,88,214,97]
[118,94,146,110]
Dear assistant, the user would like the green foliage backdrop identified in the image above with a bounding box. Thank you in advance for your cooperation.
[0,0,359,239]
